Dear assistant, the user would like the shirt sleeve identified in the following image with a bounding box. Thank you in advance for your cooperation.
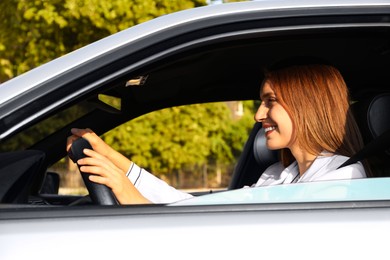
[126,163,193,204]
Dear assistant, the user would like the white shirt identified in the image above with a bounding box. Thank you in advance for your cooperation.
[127,163,193,204]
[127,154,366,203]
[254,154,366,187]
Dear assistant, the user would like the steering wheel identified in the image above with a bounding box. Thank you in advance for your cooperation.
[68,138,118,205]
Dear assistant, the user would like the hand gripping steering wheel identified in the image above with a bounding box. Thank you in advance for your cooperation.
[68,138,118,205]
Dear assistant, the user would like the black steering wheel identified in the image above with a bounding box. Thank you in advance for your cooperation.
[68,138,118,205]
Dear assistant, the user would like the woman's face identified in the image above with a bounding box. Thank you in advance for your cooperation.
[255,81,295,150]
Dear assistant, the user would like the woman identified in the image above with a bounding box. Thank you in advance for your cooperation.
[253,64,368,186]
[67,63,368,204]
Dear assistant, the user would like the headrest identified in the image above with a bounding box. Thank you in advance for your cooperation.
[353,93,390,143]
[253,127,279,167]
[366,94,390,138]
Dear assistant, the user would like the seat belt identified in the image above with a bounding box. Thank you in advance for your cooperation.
[337,129,390,169]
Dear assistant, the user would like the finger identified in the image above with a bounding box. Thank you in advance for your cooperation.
[71,128,102,150]
[80,149,113,166]
[77,157,102,167]
[79,165,111,177]
[82,148,104,159]
[81,149,123,172]
[78,155,110,169]
[88,171,127,193]
[78,153,121,174]
[66,135,79,152]
[67,128,90,152]
[88,174,110,187]
[70,128,84,137]
[87,170,123,192]
[79,160,122,180]
[72,128,96,140]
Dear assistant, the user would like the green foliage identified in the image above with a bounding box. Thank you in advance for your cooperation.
[105,103,225,173]
[0,0,206,82]
[0,0,257,187]
[103,101,256,177]
[225,101,258,157]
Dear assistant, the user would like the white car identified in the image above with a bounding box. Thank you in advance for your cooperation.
[1,1,390,259]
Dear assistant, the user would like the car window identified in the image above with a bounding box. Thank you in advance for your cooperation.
[0,101,94,152]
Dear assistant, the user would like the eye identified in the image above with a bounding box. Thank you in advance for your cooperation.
[264,97,277,106]
[268,97,277,103]
[259,93,278,107]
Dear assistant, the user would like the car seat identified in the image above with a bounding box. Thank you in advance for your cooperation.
[350,93,390,177]
[228,122,278,189]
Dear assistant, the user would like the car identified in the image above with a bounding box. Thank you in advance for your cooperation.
[1,0,390,259]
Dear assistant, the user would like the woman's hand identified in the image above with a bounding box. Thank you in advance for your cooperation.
[67,128,112,158]
[67,128,132,173]
[77,149,150,204]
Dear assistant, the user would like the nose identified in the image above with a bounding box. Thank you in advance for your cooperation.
[254,102,268,122]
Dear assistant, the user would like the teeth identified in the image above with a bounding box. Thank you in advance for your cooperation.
[264,126,276,133]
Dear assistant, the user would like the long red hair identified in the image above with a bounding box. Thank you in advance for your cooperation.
[263,64,365,169]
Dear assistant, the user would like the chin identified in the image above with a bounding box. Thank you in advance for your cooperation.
[266,143,282,150]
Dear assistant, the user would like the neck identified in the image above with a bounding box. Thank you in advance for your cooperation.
[289,146,318,175]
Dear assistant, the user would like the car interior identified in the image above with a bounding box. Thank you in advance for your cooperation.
[0,19,390,207]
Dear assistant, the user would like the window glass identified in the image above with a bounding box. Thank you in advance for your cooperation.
[0,102,93,152]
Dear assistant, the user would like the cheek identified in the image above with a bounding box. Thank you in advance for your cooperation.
[282,115,295,144]
[274,106,294,135]
[284,119,294,138]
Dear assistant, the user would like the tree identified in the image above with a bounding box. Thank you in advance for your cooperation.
[0,0,206,82]
[0,0,256,190]
[103,101,256,187]
[104,103,231,174]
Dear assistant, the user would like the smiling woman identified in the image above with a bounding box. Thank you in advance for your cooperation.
[66,63,369,204]
[253,63,369,186]
[263,64,364,162]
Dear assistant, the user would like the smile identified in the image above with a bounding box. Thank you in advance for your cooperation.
[264,126,276,133]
